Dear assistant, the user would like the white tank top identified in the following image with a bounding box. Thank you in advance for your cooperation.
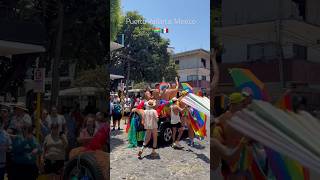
[170,105,180,124]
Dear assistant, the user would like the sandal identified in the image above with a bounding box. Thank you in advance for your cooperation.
[151,152,158,158]
[138,151,143,159]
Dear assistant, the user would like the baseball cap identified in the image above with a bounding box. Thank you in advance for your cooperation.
[229,92,245,104]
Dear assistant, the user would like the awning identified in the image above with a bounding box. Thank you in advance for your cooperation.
[45,87,104,97]
[110,42,123,51]
[110,74,124,80]
[0,40,45,56]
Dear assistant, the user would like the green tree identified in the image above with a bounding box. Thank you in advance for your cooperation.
[111,11,177,83]
[110,0,122,41]
[74,65,107,90]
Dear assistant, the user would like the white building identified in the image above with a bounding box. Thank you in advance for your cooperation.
[173,49,210,92]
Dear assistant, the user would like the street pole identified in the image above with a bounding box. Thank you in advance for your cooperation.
[35,59,41,141]
[277,0,285,88]
[51,0,64,107]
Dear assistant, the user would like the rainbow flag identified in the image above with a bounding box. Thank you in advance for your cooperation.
[153,28,161,33]
[229,68,309,180]
[159,82,170,91]
[229,68,269,101]
[272,92,310,180]
[181,82,193,93]
[188,108,206,138]
[276,91,293,111]
[153,28,169,33]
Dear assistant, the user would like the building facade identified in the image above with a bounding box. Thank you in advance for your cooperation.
[173,49,210,94]
[215,0,320,109]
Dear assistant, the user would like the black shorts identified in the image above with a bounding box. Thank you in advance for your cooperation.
[44,159,65,175]
[112,113,122,121]
[171,122,182,128]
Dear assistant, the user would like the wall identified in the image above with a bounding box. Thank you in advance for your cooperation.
[306,0,320,25]
[174,51,210,82]
[222,0,301,26]
[220,24,320,63]
[177,68,210,82]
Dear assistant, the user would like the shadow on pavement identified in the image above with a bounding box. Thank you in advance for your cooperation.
[144,154,161,160]
[110,129,124,136]
[194,152,210,164]
[110,137,125,151]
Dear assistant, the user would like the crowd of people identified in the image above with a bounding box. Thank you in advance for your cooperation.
[110,84,198,159]
[0,102,108,180]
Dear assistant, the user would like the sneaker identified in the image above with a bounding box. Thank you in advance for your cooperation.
[175,143,183,149]
[118,127,121,130]
[112,127,115,131]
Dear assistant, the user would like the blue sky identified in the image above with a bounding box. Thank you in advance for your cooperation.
[121,0,210,53]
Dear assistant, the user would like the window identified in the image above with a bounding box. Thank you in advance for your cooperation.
[202,76,206,80]
[175,60,179,65]
[201,58,206,68]
[247,43,277,60]
[187,75,198,81]
[293,44,307,59]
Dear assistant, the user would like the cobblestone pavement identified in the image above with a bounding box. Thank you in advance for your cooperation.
[110,121,210,180]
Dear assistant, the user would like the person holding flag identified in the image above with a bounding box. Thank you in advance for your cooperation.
[170,97,186,149]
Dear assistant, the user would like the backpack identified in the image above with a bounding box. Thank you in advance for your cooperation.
[113,103,122,115]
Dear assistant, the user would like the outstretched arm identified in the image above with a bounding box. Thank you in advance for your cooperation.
[211,48,219,95]
[175,76,179,90]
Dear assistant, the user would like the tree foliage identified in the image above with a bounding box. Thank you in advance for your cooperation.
[0,0,107,96]
[110,0,122,41]
[74,65,107,91]
[110,11,177,83]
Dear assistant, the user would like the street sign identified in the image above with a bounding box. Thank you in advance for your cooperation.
[34,68,45,93]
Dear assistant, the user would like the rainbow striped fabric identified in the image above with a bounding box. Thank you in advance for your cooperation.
[188,108,207,138]
[181,82,193,93]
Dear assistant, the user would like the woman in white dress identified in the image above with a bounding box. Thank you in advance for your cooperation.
[138,99,159,159]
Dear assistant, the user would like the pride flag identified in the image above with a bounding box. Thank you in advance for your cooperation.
[181,82,193,93]
[273,92,310,180]
[159,82,170,91]
[188,108,206,138]
[229,68,269,101]
[229,68,309,180]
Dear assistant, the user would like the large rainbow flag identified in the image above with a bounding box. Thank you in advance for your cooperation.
[228,68,312,179]
[188,108,207,138]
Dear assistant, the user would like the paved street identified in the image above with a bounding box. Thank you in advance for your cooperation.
[110,120,210,180]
